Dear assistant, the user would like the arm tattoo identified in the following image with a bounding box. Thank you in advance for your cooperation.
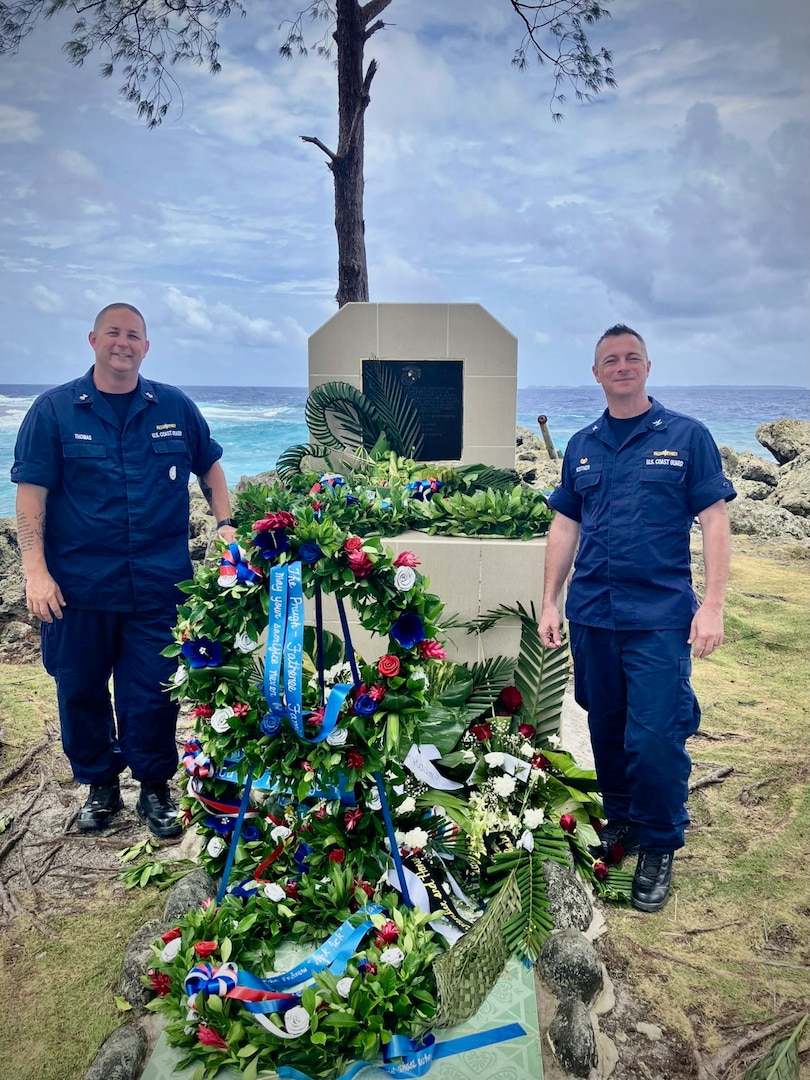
[17,509,45,553]
[199,475,214,509]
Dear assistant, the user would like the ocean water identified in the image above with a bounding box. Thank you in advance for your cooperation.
[1,382,807,520]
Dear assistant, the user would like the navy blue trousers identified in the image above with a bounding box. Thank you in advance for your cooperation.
[41,607,180,785]
[569,623,701,851]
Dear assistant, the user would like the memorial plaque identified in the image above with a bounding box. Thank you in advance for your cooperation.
[362,359,464,461]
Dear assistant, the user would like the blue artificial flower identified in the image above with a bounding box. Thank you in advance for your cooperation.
[380,499,392,510]
[345,494,359,505]
[298,541,322,565]
[242,824,261,843]
[319,473,345,487]
[181,636,223,668]
[294,842,312,874]
[260,712,282,737]
[390,611,426,650]
[353,693,378,717]
[205,814,235,836]
[252,528,289,560]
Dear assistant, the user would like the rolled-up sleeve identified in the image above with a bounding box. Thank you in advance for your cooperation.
[11,397,61,489]
[687,427,737,515]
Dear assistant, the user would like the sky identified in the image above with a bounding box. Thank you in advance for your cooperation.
[0,0,808,388]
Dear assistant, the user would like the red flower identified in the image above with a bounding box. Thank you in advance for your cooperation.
[308,706,326,728]
[148,969,172,996]
[470,722,492,742]
[181,807,194,827]
[231,703,249,718]
[374,920,400,945]
[253,511,295,531]
[378,654,401,678]
[197,1026,229,1050]
[589,817,604,834]
[328,848,346,864]
[193,940,218,958]
[531,753,551,771]
[367,684,386,702]
[497,686,523,713]
[393,551,420,568]
[348,550,374,577]
[343,536,363,552]
[301,760,314,773]
[314,804,327,820]
[517,723,536,738]
[609,843,626,864]
[559,814,577,834]
[191,704,213,719]
[160,927,182,944]
[346,749,365,770]
[354,877,374,899]
[344,808,364,832]
[284,881,300,900]
[593,860,609,881]
[309,483,323,495]
[418,639,446,660]
[359,960,377,976]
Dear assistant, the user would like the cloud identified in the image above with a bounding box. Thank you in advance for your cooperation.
[0,103,40,142]
[162,287,306,349]
[30,283,65,314]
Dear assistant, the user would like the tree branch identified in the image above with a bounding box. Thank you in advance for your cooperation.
[301,134,337,162]
[344,57,376,153]
[360,0,393,29]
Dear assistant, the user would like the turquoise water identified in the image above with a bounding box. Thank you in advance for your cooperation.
[1,383,807,519]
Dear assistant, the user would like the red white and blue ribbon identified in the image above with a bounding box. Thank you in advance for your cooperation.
[218,543,263,587]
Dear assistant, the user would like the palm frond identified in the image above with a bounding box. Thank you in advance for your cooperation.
[275,442,332,485]
[454,463,521,491]
[742,1015,808,1080]
[498,852,554,963]
[462,655,517,709]
[305,381,386,450]
[362,359,425,458]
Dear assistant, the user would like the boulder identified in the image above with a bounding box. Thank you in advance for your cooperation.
[82,1023,147,1080]
[718,445,739,475]
[0,519,27,620]
[727,498,810,541]
[769,451,810,518]
[756,419,810,465]
[537,927,604,1004]
[163,867,218,922]
[118,919,170,1011]
[235,469,279,493]
[737,451,779,486]
[542,860,594,932]
[548,997,598,1078]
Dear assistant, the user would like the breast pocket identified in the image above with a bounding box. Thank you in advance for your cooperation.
[640,455,689,524]
[151,438,191,487]
[573,466,603,529]
[62,442,109,498]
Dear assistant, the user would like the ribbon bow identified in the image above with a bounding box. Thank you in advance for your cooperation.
[219,543,263,588]
[182,738,211,778]
[405,478,442,501]
[185,962,239,1000]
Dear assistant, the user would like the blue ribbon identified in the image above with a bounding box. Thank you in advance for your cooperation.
[215,765,254,905]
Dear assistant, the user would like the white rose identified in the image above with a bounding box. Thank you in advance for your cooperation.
[284,1005,311,1037]
[403,827,429,850]
[368,788,382,811]
[492,775,516,799]
[210,707,234,733]
[546,734,561,748]
[379,947,405,969]
[217,573,235,589]
[263,882,286,902]
[270,824,292,842]
[524,807,545,830]
[326,727,348,747]
[206,836,226,858]
[519,741,535,759]
[394,566,417,592]
[160,937,182,963]
[397,796,416,815]
[336,977,354,999]
[484,751,505,768]
[517,829,535,852]
[234,631,258,653]
[172,666,188,686]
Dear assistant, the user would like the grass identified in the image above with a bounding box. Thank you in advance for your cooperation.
[0,537,806,1076]
[603,538,810,1059]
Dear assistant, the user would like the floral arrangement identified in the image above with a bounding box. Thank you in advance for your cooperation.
[145,475,630,1079]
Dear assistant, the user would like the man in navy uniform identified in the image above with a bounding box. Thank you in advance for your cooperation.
[540,324,735,911]
[12,303,237,837]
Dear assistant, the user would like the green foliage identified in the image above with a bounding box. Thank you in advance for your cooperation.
[497,853,554,962]
[741,1016,808,1080]
[413,486,551,539]
[361,360,425,458]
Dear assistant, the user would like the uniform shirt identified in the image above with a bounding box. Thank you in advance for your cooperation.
[12,368,223,611]
[547,397,736,630]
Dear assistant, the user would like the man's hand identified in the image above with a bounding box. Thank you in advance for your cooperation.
[539,602,564,649]
[216,525,237,545]
[688,605,724,658]
[25,567,66,623]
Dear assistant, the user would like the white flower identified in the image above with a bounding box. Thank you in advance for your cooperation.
[492,775,516,799]
[410,669,429,689]
[394,566,417,592]
[234,631,258,653]
[160,937,182,963]
[524,807,546,830]
[283,1005,311,1037]
[397,796,416,815]
[368,788,382,811]
[517,829,535,852]
[336,977,354,999]
[484,751,505,768]
[263,882,286,902]
[546,734,561,748]
[461,749,476,764]
[520,741,535,758]
[379,947,405,969]
[403,827,430,850]
[270,825,292,842]
[206,836,226,858]
[217,574,235,589]
[326,727,349,747]
[172,666,188,686]
[210,707,234,733]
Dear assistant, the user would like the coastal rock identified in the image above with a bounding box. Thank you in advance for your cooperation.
[0,518,27,620]
[737,451,779,487]
[538,928,604,1004]
[548,998,597,1078]
[118,919,170,1012]
[235,469,279,493]
[542,860,594,932]
[756,419,810,464]
[727,499,810,541]
[81,1023,147,1080]
[515,426,562,490]
[768,451,810,518]
[163,867,218,922]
